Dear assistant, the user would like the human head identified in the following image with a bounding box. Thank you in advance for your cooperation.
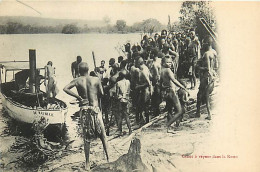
[125,43,131,53]
[47,61,52,66]
[181,33,186,41]
[154,33,160,40]
[79,62,89,76]
[136,45,142,52]
[109,58,115,67]
[177,33,181,40]
[136,57,144,68]
[76,56,82,63]
[167,37,172,43]
[120,60,127,69]
[101,60,105,67]
[118,56,124,63]
[190,31,196,40]
[202,35,213,51]
[161,29,167,37]
[143,35,148,41]
[111,63,120,75]
[161,38,166,45]
[203,35,213,46]
[162,56,172,68]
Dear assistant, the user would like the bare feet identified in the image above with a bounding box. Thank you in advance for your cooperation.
[167,126,177,134]
[85,162,90,171]
[195,112,200,118]
[205,116,211,120]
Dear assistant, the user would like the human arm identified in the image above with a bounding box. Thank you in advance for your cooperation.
[63,80,82,101]
[214,51,219,70]
[169,50,179,62]
[180,90,189,103]
[44,66,48,86]
[168,68,189,94]
[71,63,76,78]
[97,79,104,98]
[115,82,119,98]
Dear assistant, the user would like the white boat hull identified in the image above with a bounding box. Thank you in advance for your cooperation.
[0,92,67,125]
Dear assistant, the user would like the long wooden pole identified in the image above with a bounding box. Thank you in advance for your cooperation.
[92,51,97,70]
[29,49,36,93]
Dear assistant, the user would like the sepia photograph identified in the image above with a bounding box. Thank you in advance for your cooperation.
[0,1,259,171]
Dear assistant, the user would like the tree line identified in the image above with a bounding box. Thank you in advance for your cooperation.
[0,18,165,34]
[0,1,216,34]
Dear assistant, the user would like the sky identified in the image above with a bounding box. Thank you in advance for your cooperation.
[0,0,182,25]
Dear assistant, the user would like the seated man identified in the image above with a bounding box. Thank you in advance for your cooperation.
[15,69,30,90]
[63,62,109,170]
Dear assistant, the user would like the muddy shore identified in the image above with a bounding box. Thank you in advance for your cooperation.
[0,84,222,172]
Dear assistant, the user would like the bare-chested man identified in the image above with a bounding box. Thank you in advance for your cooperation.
[44,61,58,104]
[130,59,140,122]
[195,36,218,120]
[71,56,82,78]
[186,37,197,89]
[136,57,152,124]
[107,63,120,135]
[63,62,109,170]
[160,56,189,132]
[150,48,162,116]
[116,70,132,135]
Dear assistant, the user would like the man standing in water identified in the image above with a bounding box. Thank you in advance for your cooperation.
[63,62,109,170]
[44,61,58,104]
[71,56,82,78]
[195,36,218,120]
[160,56,189,132]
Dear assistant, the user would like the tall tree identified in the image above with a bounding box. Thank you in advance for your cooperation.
[132,18,163,34]
[116,20,126,33]
[179,1,216,30]
[62,24,79,34]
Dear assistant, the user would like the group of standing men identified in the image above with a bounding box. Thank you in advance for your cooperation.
[67,29,219,136]
[63,29,218,170]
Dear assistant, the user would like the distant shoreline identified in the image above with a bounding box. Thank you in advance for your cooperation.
[0,32,146,35]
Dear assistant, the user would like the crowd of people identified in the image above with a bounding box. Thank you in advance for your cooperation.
[63,28,218,169]
[66,28,218,134]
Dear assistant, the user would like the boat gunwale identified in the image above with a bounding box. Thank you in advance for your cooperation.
[0,90,68,112]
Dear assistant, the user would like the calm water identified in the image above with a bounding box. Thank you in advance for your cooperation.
[0,33,141,145]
